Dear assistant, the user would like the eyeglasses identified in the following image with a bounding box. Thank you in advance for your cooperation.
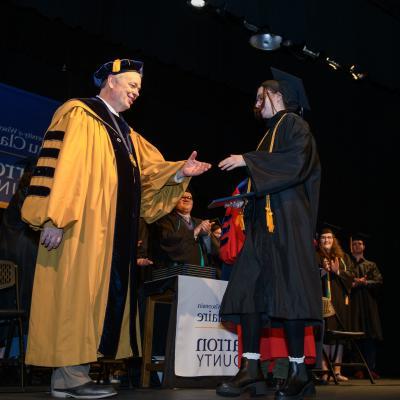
[181,195,193,200]
[320,235,333,240]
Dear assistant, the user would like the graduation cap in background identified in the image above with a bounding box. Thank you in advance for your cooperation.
[317,221,343,237]
[317,221,371,250]
[271,67,311,112]
[350,231,370,245]
[316,222,350,251]
[93,58,144,88]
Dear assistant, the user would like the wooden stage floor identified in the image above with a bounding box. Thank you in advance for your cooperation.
[1,380,400,400]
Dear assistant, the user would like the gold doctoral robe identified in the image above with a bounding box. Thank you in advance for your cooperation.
[21,99,190,367]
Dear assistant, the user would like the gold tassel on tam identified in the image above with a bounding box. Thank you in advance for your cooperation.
[112,59,121,72]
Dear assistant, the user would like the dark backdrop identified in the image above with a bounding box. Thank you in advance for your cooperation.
[1,0,398,376]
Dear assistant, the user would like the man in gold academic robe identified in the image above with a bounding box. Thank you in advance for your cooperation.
[21,58,211,399]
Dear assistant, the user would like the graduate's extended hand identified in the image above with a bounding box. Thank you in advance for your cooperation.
[41,226,63,250]
[179,151,212,178]
[218,155,246,171]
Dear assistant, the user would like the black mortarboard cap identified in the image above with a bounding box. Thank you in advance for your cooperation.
[318,221,342,235]
[271,67,311,111]
[93,58,144,88]
[350,232,370,243]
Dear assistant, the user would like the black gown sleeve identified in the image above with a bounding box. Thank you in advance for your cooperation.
[243,114,317,195]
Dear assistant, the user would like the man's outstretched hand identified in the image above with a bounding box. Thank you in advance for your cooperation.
[179,151,211,178]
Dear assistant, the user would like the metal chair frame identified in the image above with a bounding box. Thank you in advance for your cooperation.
[0,259,26,389]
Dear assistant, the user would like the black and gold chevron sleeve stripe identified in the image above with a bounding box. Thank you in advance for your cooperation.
[44,130,65,141]
[27,130,65,197]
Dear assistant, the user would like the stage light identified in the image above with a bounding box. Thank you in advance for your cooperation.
[349,65,367,80]
[249,32,282,51]
[326,57,341,70]
[243,20,259,32]
[302,45,320,59]
[190,0,205,8]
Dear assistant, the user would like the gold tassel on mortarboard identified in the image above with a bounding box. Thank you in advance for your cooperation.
[112,59,121,73]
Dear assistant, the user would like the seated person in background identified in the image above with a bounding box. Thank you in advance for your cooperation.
[0,161,40,334]
[205,222,223,277]
[137,217,153,268]
[150,189,218,269]
[211,223,222,240]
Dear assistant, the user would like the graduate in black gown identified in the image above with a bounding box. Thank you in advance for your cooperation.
[216,69,322,400]
[316,227,354,382]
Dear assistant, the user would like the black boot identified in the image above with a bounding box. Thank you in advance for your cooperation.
[216,357,267,397]
[275,362,315,400]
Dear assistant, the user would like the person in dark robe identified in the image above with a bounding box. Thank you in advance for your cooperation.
[350,235,383,379]
[316,227,354,382]
[21,58,211,399]
[216,69,322,400]
[0,161,39,336]
[208,222,223,278]
[150,189,218,268]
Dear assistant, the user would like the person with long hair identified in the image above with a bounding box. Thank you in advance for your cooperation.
[317,228,354,382]
[216,70,321,400]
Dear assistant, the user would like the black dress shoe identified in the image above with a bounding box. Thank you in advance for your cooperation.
[216,357,267,397]
[51,381,117,399]
[275,362,315,400]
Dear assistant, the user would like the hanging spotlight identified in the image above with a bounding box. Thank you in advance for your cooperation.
[326,57,341,70]
[349,65,367,81]
[249,32,282,51]
[243,20,259,32]
[302,45,320,59]
[189,0,205,8]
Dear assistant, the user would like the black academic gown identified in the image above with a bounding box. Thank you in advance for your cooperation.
[319,253,354,332]
[0,171,39,334]
[350,257,383,340]
[220,111,322,322]
[151,211,211,267]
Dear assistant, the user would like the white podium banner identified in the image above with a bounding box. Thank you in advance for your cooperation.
[174,275,239,377]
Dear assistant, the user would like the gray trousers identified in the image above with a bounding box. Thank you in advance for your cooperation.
[51,364,91,390]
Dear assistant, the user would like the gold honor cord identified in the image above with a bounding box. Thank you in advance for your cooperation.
[340,258,350,305]
[327,271,332,300]
[246,113,287,233]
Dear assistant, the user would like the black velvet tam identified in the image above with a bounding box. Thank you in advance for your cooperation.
[93,58,144,87]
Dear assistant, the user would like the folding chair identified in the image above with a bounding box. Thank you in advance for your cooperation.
[323,329,375,384]
[0,260,26,389]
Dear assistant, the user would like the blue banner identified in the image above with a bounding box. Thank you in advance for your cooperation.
[0,83,59,207]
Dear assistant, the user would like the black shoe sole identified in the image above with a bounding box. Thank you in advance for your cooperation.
[275,381,316,400]
[216,380,268,397]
